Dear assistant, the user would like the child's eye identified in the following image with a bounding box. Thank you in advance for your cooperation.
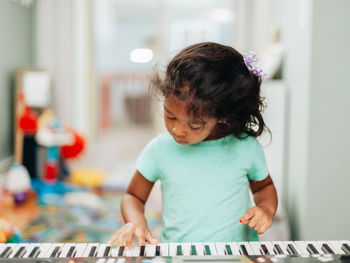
[189,124,202,130]
[166,116,176,120]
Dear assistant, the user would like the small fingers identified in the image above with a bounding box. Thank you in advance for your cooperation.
[145,231,159,245]
[238,208,256,224]
[124,231,135,249]
[108,230,123,245]
[256,224,268,234]
[247,215,260,229]
[137,234,146,247]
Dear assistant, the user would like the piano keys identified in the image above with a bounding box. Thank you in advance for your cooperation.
[0,240,350,259]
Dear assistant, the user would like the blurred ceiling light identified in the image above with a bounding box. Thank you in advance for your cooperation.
[208,8,233,23]
[129,48,153,63]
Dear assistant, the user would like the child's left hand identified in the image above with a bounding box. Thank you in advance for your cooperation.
[238,206,274,234]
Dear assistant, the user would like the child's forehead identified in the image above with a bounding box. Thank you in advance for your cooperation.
[163,96,208,122]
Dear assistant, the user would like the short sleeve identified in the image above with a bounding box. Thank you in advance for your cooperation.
[247,139,269,181]
[136,137,161,182]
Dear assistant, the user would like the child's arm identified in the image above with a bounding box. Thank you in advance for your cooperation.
[108,170,159,248]
[239,175,278,234]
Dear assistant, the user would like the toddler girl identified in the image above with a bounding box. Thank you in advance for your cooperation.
[109,42,278,248]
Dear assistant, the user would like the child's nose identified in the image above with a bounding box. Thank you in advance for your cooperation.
[172,124,187,136]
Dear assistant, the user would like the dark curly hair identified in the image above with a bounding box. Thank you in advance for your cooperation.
[151,42,269,139]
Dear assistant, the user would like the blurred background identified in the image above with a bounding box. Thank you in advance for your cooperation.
[0,0,349,244]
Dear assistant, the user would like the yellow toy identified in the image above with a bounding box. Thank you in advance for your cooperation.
[69,168,106,188]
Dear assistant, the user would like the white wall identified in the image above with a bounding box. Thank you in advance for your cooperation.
[304,0,350,240]
[269,0,350,239]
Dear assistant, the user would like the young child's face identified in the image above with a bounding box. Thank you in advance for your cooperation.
[163,96,218,145]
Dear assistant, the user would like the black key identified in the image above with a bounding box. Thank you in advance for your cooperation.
[29,247,40,258]
[67,247,75,257]
[50,246,61,258]
[240,245,248,255]
[307,244,319,255]
[204,245,211,255]
[287,244,298,255]
[118,246,124,256]
[342,243,350,254]
[274,244,284,255]
[89,246,97,257]
[191,245,197,256]
[139,246,145,256]
[225,245,233,255]
[321,244,334,254]
[14,247,26,258]
[260,244,269,255]
[103,246,111,257]
[155,246,160,256]
[177,245,183,256]
[0,247,13,258]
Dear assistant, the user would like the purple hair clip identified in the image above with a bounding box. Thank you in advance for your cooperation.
[243,51,267,79]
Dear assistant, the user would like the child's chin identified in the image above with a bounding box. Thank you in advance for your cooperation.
[174,138,190,145]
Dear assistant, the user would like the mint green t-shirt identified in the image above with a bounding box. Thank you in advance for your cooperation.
[136,133,268,242]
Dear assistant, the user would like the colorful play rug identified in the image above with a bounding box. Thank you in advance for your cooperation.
[21,187,162,243]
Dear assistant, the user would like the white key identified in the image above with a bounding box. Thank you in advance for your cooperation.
[192,242,204,256]
[339,240,350,254]
[145,244,156,257]
[74,243,88,257]
[123,246,139,257]
[9,244,25,258]
[260,241,276,255]
[160,243,169,256]
[284,241,302,255]
[227,242,241,255]
[306,241,324,255]
[22,244,37,258]
[21,244,37,258]
[0,244,5,255]
[110,247,120,257]
[272,241,289,255]
[1,243,18,258]
[44,243,64,258]
[203,242,217,255]
[181,243,191,256]
[169,242,179,256]
[96,244,111,257]
[0,243,18,258]
[37,243,53,258]
[318,241,336,254]
[294,241,310,255]
[83,243,99,257]
[59,243,75,258]
[238,242,254,255]
[249,241,263,255]
[214,242,227,256]
[328,240,345,254]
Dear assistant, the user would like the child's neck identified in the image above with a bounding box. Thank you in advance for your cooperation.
[204,128,226,141]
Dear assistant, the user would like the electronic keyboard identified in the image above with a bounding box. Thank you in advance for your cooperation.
[0,241,350,262]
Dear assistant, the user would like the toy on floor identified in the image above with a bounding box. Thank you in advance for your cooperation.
[6,91,32,204]
[69,167,106,188]
[36,117,73,183]
[5,163,31,204]
[0,218,21,243]
[36,112,86,183]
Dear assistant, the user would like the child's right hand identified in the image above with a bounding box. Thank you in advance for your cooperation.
[108,221,159,249]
